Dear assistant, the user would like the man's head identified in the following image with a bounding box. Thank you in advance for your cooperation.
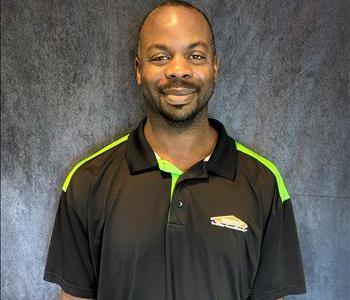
[135,1,219,127]
[136,1,216,58]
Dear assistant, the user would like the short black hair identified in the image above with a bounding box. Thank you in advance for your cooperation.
[136,0,216,57]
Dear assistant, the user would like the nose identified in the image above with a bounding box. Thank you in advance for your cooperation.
[164,55,193,79]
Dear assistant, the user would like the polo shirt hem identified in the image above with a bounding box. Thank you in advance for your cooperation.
[249,283,307,299]
[44,271,96,298]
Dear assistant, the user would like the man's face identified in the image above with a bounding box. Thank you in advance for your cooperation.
[135,6,218,124]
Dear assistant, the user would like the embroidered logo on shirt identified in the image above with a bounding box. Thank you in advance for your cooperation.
[210,215,248,232]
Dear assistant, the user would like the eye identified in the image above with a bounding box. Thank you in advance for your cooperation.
[189,54,206,60]
[151,56,169,62]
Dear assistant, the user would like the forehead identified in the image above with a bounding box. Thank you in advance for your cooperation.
[139,6,212,51]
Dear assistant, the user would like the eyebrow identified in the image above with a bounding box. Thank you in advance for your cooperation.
[146,41,210,52]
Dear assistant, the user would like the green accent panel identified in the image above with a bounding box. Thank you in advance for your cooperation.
[235,141,290,203]
[62,134,129,192]
[157,158,183,200]
[157,158,183,176]
[156,157,183,223]
[170,173,181,200]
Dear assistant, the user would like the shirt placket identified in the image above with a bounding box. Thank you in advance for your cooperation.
[156,158,182,300]
[157,157,209,300]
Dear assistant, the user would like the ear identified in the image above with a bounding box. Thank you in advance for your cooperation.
[213,55,219,79]
[134,56,142,85]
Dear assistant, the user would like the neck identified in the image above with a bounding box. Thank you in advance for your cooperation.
[144,109,218,170]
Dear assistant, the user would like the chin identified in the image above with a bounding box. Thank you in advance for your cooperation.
[159,106,205,127]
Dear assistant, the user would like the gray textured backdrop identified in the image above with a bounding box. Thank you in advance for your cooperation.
[1,0,349,299]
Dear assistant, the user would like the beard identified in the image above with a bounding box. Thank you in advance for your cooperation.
[141,77,215,129]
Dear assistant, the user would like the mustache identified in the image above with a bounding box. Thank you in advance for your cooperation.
[158,79,199,93]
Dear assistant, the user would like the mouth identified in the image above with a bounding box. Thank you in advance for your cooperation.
[162,88,197,95]
[161,88,197,105]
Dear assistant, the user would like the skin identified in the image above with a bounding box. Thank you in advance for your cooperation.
[60,5,283,300]
[135,5,219,171]
[59,290,93,300]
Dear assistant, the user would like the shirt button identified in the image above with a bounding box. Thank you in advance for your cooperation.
[177,201,183,208]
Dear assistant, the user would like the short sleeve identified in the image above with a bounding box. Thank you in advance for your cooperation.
[249,181,306,299]
[43,190,97,298]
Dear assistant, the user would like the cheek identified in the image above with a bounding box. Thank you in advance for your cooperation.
[142,66,165,85]
[194,65,216,79]
[193,70,216,86]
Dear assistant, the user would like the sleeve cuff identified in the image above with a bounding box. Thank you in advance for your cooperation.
[43,271,97,299]
[249,283,306,299]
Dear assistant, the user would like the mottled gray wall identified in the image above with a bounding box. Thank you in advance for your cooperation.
[1,0,349,299]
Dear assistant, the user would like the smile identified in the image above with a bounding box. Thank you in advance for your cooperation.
[162,88,197,95]
[161,88,197,105]
[162,93,195,106]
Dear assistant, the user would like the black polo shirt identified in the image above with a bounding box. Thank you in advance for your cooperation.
[44,117,306,300]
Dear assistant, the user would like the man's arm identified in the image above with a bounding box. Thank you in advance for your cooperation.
[44,188,98,298]
[60,290,95,300]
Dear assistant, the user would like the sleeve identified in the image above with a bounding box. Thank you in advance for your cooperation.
[43,190,97,298]
[249,180,307,300]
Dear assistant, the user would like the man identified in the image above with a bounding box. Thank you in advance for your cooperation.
[44,1,306,299]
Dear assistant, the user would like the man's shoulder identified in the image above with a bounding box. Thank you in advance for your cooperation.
[234,140,290,202]
[62,133,129,192]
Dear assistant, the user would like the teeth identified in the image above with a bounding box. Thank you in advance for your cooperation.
[162,88,196,95]
[164,93,194,104]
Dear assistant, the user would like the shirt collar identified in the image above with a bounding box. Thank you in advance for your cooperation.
[154,152,211,163]
[126,117,237,180]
